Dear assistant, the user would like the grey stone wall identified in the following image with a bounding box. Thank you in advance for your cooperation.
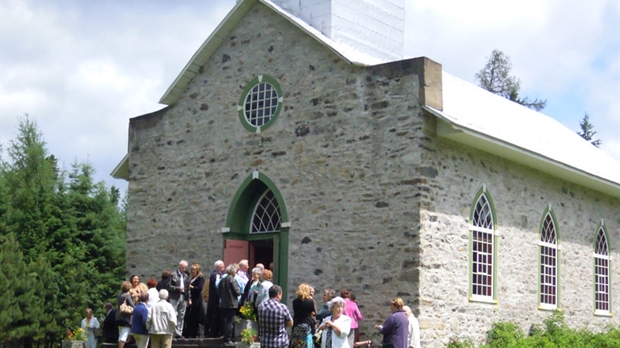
[127,1,430,341]
[125,2,618,347]
[418,139,619,347]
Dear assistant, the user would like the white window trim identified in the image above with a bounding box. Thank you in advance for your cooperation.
[538,303,558,311]
[538,240,561,250]
[593,309,613,317]
[469,294,497,304]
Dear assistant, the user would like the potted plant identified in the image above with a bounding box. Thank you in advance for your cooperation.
[235,302,258,338]
[239,302,258,321]
[62,328,87,348]
[240,328,259,348]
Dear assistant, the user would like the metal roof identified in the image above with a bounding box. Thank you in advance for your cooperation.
[116,0,620,200]
[425,72,620,198]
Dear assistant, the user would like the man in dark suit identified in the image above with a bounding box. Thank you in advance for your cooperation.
[206,260,224,337]
[167,260,190,338]
[218,263,242,346]
[102,302,119,343]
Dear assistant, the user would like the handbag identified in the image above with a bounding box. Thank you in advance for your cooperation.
[119,297,133,314]
[93,327,102,337]
[313,329,323,345]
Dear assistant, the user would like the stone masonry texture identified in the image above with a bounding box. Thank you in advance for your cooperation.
[125,2,619,347]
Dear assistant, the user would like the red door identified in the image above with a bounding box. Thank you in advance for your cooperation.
[223,239,249,266]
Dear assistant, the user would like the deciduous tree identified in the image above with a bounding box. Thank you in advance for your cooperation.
[476,50,547,111]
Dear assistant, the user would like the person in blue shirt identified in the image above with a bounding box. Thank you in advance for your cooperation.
[131,292,150,348]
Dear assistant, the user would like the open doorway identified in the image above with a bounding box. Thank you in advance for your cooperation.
[223,238,274,271]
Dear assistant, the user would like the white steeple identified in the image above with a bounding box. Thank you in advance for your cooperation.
[270,0,405,62]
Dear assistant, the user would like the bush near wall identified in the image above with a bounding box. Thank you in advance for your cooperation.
[448,311,620,348]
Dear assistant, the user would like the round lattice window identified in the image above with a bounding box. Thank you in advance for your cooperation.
[238,75,283,133]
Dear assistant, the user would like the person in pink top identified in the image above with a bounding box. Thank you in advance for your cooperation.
[340,289,363,347]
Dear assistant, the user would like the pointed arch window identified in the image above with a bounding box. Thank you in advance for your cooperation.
[470,190,497,302]
[539,211,559,309]
[594,225,612,315]
[250,189,281,233]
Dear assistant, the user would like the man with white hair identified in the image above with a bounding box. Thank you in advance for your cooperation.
[166,260,189,338]
[206,260,225,337]
[147,289,177,348]
[218,263,242,346]
[237,259,249,283]
[402,306,421,348]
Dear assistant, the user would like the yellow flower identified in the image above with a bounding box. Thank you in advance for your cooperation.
[66,327,87,341]
[240,302,257,321]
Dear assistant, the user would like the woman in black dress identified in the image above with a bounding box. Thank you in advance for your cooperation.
[291,283,317,348]
[183,263,205,338]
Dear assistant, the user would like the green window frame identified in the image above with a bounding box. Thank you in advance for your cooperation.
[594,220,613,316]
[237,75,283,133]
[468,185,498,303]
[537,205,560,310]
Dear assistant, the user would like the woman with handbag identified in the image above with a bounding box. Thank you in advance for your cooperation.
[116,281,135,348]
[291,283,317,348]
[81,308,100,348]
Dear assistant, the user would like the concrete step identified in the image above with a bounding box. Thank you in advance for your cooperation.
[101,337,228,348]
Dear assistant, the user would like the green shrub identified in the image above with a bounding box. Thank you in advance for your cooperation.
[485,321,524,347]
[448,311,620,348]
[447,337,475,348]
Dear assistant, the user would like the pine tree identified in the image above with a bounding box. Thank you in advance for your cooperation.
[0,116,127,346]
[476,50,547,111]
[577,113,601,147]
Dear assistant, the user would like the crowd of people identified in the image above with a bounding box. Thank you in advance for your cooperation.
[82,259,421,348]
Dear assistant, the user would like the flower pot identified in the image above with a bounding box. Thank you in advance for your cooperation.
[238,343,261,348]
[234,319,258,338]
[62,341,85,348]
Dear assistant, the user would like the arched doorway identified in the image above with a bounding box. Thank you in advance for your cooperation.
[222,170,290,300]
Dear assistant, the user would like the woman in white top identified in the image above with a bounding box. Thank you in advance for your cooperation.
[254,269,273,308]
[81,308,100,348]
[319,296,351,348]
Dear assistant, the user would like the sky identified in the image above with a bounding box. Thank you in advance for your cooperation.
[1,0,619,195]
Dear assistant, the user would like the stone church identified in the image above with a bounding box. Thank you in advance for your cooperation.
[112,0,619,346]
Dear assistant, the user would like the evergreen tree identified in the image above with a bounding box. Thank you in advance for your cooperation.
[476,50,547,111]
[577,113,602,147]
[0,116,127,346]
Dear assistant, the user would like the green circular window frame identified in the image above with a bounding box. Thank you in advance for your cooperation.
[237,75,283,133]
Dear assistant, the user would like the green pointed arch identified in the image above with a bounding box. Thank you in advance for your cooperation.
[468,185,499,303]
[224,170,289,301]
[538,205,560,242]
[537,204,561,310]
[593,220,613,315]
[468,185,498,229]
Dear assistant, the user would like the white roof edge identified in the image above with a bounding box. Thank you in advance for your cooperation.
[110,153,129,181]
[424,105,620,198]
[159,0,254,105]
[159,0,386,106]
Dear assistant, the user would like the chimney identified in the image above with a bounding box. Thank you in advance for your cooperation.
[271,0,404,62]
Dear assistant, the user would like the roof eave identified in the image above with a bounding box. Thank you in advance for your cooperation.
[424,106,620,199]
[111,153,129,181]
[159,0,258,105]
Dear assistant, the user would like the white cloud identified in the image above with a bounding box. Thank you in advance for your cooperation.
[1,0,617,198]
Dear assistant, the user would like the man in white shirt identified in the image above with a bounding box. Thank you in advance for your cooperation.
[403,306,421,348]
[147,289,178,348]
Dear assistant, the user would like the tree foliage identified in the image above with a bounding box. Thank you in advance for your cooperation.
[0,116,126,347]
[577,113,602,147]
[476,50,547,111]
